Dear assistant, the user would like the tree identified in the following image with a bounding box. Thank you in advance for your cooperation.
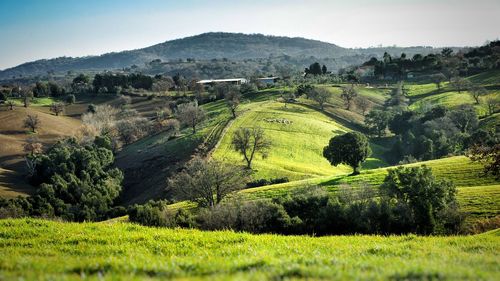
[231,127,271,169]
[483,95,499,116]
[306,62,322,75]
[365,110,391,137]
[450,76,471,93]
[28,137,123,221]
[224,86,241,118]
[167,157,248,207]
[65,94,76,104]
[23,114,40,133]
[323,132,371,175]
[176,101,206,133]
[431,73,447,90]
[354,96,371,116]
[20,87,33,108]
[322,64,328,75]
[469,85,487,104]
[381,165,458,234]
[6,100,15,110]
[50,102,65,116]
[23,137,43,155]
[340,85,358,110]
[441,48,453,57]
[468,143,500,180]
[309,87,330,110]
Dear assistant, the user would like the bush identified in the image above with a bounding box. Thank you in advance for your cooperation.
[197,199,297,233]
[65,94,76,104]
[246,177,289,188]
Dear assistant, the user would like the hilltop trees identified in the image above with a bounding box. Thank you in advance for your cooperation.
[177,101,206,133]
[232,127,271,169]
[23,114,41,133]
[167,157,248,207]
[323,132,371,175]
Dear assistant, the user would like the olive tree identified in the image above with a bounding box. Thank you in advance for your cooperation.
[340,85,358,110]
[177,101,206,133]
[231,127,271,169]
[167,157,248,207]
[23,114,41,133]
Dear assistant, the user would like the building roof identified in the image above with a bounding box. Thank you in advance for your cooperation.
[257,77,279,80]
[197,78,247,84]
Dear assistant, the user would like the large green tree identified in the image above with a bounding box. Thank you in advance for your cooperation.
[381,166,458,234]
[323,132,371,175]
[29,138,123,221]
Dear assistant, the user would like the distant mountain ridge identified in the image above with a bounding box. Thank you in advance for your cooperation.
[0,32,447,80]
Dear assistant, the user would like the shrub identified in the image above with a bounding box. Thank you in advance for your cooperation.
[246,177,289,188]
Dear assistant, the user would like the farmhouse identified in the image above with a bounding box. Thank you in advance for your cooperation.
[196,78,248,86]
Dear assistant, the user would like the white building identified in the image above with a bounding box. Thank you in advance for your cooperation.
[196,78,248,86]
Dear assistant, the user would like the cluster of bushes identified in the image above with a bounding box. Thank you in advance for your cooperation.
[129,165,464,235]
[0,137,124,221]
[92,73,154,93]
[246,177,289,188]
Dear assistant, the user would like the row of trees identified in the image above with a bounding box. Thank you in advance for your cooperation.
[131,164,462,235]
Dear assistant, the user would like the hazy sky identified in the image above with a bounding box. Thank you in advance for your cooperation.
[1,0,499,70]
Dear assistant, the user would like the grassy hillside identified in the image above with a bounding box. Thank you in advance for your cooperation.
[239,156,499,221]
[0,219,498,280]
[213,102,352,180]
[0,106,82,198]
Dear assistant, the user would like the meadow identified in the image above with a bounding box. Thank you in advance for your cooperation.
[239,156,499,222]
[0,219,499,280]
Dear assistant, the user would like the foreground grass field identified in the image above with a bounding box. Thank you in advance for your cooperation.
[0,219,499,281]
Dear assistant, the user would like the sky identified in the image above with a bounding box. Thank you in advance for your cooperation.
[0,0,499,70]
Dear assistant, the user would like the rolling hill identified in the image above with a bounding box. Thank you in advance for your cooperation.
[0,32,446,80]
[1,218,498,280]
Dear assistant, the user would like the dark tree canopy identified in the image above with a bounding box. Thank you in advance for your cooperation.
[381,165,458,234]
[323,132,371,175]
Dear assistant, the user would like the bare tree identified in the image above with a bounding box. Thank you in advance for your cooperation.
[309,87,330,110]
[167,157,248,207]
[224,86,241,118]
[450,77,472,93]
[231,127,271,169]
[50,102,65,116]
[23,137,43,155]
[430,73,447,90]
[5,100,15,110]
[23,114,40,133]
[20,87,33,108]
[177,101,206,133]
[341,85,358,110]
[354,96,372,116]
[483,95,499,116]
[469,85,487,104]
